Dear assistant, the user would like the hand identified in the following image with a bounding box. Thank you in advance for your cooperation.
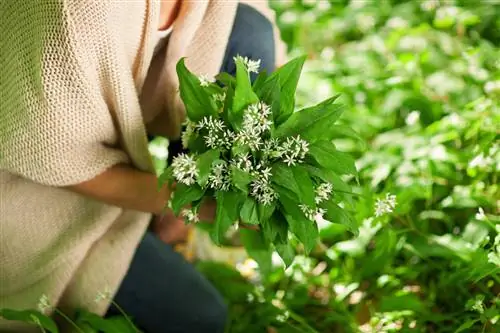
[152,212,191,245]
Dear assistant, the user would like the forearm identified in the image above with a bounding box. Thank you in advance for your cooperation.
[66,164,170,215]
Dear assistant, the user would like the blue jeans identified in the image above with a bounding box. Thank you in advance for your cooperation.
[106,4,275,333]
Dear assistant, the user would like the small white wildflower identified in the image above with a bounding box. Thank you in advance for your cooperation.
[208,162,232,191]
[37,294,51,314]
[198,116,234,150]
[374,193,397,217]
[235,127,263,152]
[299,205,326,222]
[171,153,198,185]
[250,175,277,205]
[181,120,196,149]
[95,286,112,303]
[405,110,420,126]
[475,207,486,221]
[243,102,273,134]
[469,153,494,170]
[199,74,214,87]
[181,208,200,224]
[262,138,282,160]
[213,92,226,103]
[233,153,253,172]
[315,183,333,204]
[234,55,261,74]
[277,135,309,166]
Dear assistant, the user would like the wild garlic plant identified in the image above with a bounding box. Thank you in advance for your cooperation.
[159,55,360,265]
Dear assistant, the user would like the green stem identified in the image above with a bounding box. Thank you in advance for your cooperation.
[111,301,143,333]
[287,309,320,333]
[54,309,85,333]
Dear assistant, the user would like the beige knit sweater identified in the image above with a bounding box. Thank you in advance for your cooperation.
[0,1,285,331]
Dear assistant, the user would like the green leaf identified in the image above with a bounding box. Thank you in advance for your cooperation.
[454,320,480,333]
[105,316,138,333]
[171,183,205,216]
[210,191,245,245]
[196,149,220,187]
[157,166,173,191]
[240,198,260,225]
[75,310,133,333]
[327,124,366,149]
[252,70,268,91]
[232,60,259,125]
[275,243,295,267]
[308,141,357,176]
[321,200,358,235]
[305,165,354,204]
[255,74,281,124]
[277,187,319,254]
[268,55,307,125]
[0,309,59,333]
[215,72,236,87]
[230,166,253,193]
[274,96,344,143]
[240,229,273,276]
[271,164,316,207]
[176,58,217,121]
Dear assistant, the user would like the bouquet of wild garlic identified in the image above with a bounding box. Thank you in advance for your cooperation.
[159,55,359,268]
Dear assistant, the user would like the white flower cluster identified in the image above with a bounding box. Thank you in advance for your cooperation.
[197,116,234,150]
[374,193,397,217]
[235,102,273,151]
[250,164,278,205]
[181,207,200,224]
[276,135,309,166]
[171,153,198,185]
[181,120,196,149]
[233,55,261,74]
[208,161,232,191]
[198,74,215,87]
[37,294,51,314]
[298,182,333,222]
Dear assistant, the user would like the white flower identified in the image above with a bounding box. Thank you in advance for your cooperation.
[469,153,494,170]
[171,153,199,185]
[181,120,196,149]
[250,168,277,205]
[315,183,333,204]
[475,207,486,221]
[233,55,261,74]
[405,110,420,126]
[197,116,234,150]
[213,92,226,103]
[374,193,397,217]
[299,204,326,222]
[243,102,273,134]
[208,162,231,191]
[199,74,214,87]
[181,208,200,224]
[95,286,112,303]
[233,153,253,172]
[37,294,51,314]
[277,135,309,166]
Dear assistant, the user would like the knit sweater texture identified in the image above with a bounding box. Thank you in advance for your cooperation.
[0,1,284,331]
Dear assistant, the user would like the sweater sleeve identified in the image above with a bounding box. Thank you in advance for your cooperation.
[0,1,130,187]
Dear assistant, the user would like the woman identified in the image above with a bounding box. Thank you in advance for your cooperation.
[0,0,285,332]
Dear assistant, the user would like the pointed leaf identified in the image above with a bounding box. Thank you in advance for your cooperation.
[276,243,295,267]
[321,200,359,235]
[171,183,205,216]
[252,70,268,91]
[232,60,259,125]
[196,149,221,187]
[0,309,59,333]
[277,187,319,254]
[268,55,307,124]
[240,198,259,225]
[215,72,236,87]
[240,229,273,276]
[271,164,315,207]
[305,165,354,205]
[328,124,366,149]
[308,141,357,176]
[176,58,218,121]
[210,191,245,245]
[230,166,253,193]
[255,74,281,123]
[274,96,343,142]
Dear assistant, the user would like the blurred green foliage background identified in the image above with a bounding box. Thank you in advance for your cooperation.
[191,1,500,332]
